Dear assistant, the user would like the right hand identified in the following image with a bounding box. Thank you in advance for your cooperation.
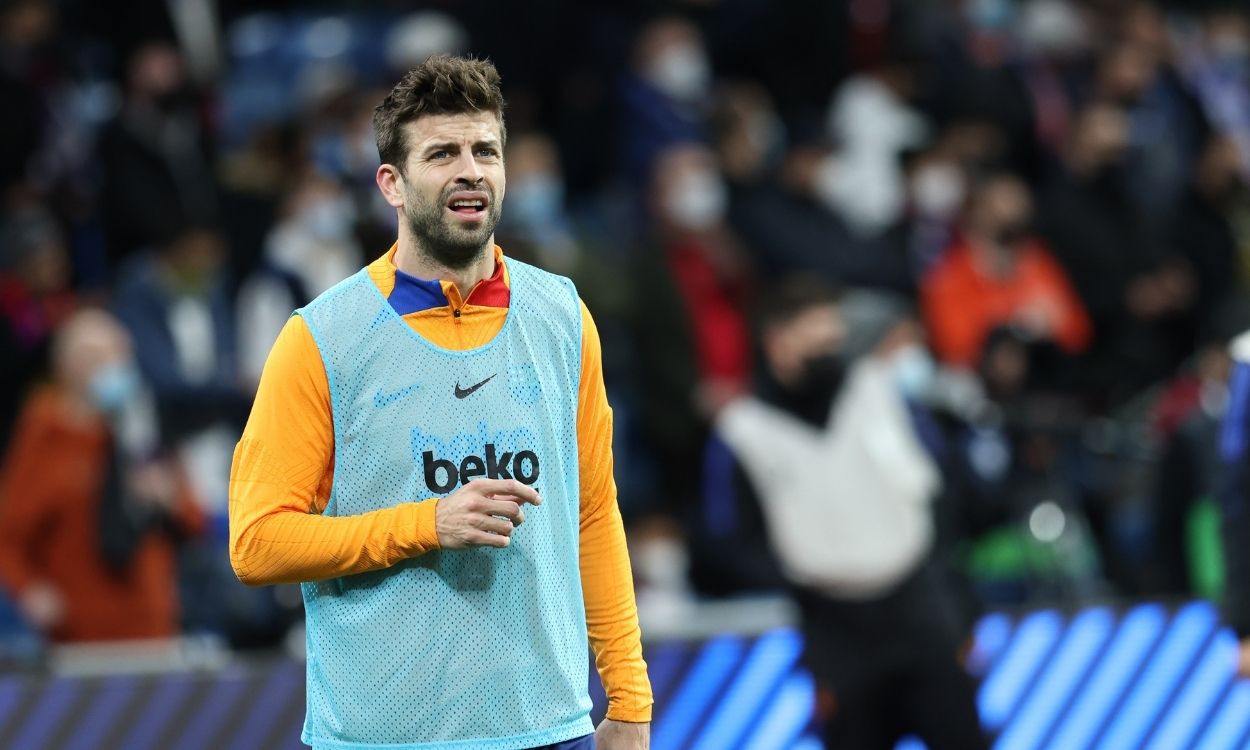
[127,460,179,511]
[19,580,65,632]
[435,479,542,550]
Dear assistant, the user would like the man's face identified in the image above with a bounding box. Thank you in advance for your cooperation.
[767,303,846,387]
[398,111,506,269]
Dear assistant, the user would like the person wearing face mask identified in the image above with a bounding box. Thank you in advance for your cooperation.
[631,143,750,526]
[237,175,364,389]
[495,133,580,275]
[97,40,218,267]
[620,17,713,186]
[691,278,987,750]
[0,309,203,642]
[921,171,1091,370]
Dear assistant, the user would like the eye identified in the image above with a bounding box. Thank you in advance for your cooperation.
[476,148,498,158]
[431,150,451,160]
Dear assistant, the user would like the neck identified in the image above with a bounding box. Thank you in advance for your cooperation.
[968,235,1013,278]
[393,228,496,297]
[58,385,104,428]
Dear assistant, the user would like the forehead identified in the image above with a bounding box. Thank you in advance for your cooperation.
[404,111,503,149]
[783,303,845,343]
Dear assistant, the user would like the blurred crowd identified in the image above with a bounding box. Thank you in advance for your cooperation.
[0,0,1247,665]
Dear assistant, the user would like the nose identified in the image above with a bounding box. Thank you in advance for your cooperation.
[454,150,484,184]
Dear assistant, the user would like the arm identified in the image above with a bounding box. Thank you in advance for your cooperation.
[576,301,654,732]
[0,396,65,629]
[228,315,442,585]
[920,260,982,368]
[1036,250,1093,354]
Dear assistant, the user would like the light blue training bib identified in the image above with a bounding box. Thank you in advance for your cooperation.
[296,258,591,750]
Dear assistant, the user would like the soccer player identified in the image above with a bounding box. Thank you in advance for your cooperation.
[228,56,652,750]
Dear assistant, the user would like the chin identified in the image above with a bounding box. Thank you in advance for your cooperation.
[429,237,492,269]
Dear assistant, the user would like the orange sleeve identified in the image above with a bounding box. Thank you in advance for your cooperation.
[920,259,984,368]
[576,300,653,723]
[1036,252,1093,354]
[228,315,440,586]
[0,397,55,595]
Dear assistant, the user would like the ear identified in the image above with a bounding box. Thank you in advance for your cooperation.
[376,164,405,209]
[762,325,797,385]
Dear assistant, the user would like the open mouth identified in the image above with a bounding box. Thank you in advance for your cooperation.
[446,191,489,222]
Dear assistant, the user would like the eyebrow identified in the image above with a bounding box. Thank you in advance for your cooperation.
[422,139,502,155]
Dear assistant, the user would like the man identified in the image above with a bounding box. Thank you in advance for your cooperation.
[921,171,1091,370]
[699,279,986,749]
[228,56,651,749]
[0,309,203,641]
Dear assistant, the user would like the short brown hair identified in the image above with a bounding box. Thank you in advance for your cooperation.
[372,55,507,170]
[754,275,842,334]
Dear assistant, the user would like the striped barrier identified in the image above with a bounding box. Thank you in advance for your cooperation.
[0,602,1246,749]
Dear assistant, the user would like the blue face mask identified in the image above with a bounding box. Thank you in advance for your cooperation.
[966,0,1013,31]
[302,197,356,241]
[892,344,936,400]
[89,363,141,413]
[505,174,564,227]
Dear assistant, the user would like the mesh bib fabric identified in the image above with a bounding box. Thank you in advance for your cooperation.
[296,259,591,750]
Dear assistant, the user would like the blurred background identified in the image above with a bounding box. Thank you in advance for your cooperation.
[0,0,1249,748]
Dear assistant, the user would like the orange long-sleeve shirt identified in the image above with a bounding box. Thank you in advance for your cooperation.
[229,245,651,723]
[921,238,1093,368]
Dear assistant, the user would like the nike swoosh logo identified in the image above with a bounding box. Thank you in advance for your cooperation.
[373,383,420,408]
[454,374,496,399]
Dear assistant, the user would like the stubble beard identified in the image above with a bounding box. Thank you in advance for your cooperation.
[404,183,503,271]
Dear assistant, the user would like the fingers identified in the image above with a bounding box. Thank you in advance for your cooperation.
[474,514,515,538]
[470,531,511,549]
[480,498,525,526]
[436,480,544,550]
[467,478,542,506]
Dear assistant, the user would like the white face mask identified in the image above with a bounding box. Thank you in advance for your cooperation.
[664,170,727,230]
[911,163,965,218]
[300,196,357,241]
[647,44,711,102]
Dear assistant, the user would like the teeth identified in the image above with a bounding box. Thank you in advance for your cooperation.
[452,200,484,208]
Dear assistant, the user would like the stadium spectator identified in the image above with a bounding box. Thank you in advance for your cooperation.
[0,309,203,641]
[921,171,1091,369]
[0,0,63,195]
[1179,6,1250,179]
[0,204,76,453]
[1168,131,1248,335]
[96,41,217,266]
[236,174,362,389]
[1101,2,1209,217]
[816,46,929,238]
[495,131,636,401]
[1038,103,1196,399]
[619,17,712,186]
[113,224,248,437]
[630,142,752,527]
[696,277,986,749]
